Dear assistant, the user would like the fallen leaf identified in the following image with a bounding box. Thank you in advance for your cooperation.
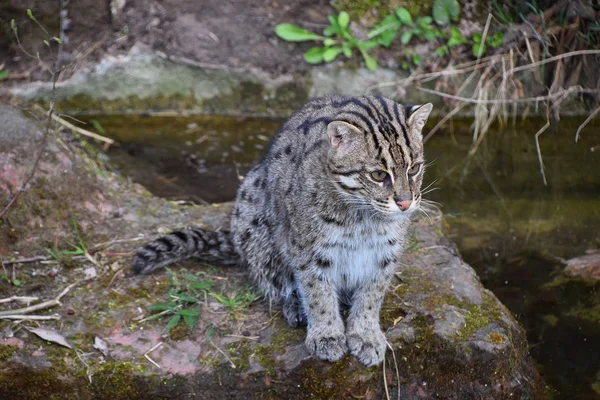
[27,327,72,349]
[93,336,109,356]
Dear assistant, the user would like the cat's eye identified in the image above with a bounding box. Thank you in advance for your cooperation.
[408,164,421,176]
[370,170,388,182]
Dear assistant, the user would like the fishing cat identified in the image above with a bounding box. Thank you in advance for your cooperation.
[133,95,432,366]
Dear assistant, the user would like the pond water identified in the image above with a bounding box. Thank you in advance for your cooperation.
[84,113,600,398]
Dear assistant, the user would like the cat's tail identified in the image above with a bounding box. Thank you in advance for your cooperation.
[132,228,239,275]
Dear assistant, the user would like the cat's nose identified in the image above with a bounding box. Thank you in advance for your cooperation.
[396,199,412,211]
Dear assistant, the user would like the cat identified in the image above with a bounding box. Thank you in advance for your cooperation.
[133,95,432,366]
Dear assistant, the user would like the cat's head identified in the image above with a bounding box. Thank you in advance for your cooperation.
[326,96,432,215]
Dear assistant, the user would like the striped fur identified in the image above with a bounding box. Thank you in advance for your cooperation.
[133,95,432,366]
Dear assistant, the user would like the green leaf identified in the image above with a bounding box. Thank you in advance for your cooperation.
[436,47,447,56]
[327,14,341,34]
[165,315,181,332]
[338,11,350,29]
[324,38,336,47]
[447,26,466,47]
[424,31,437,41]
[368,15,401,39]
[177,307,201,317]
[52,37,62,44]
[10,19,15,29]
[473,33,482,43]
[27,9,34,20]
[183,314,199,330]
[378,30,397,47]
[43,40,49,46]
[473,43,486,57]
[401,31,413,44]
[148,303,175,311]
[177,294,198,303]
[323,47,341,62]
[413,54,422,65]
[342,44,352,57]
[418,16,433,26]
[190,281,212,290]
[0,70,8,81]
[396,8,413,25]
[323,25,337,36]
[358,40,378,50]
[360,49,377,71]
[90,119,105,134]
[489,32,503,48]
[12,279,21,287]
[433,0,461,25]
[275,24,324,42]
[304,47,326,64]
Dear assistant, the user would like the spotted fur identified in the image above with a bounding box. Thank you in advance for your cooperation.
[133,95,433,366]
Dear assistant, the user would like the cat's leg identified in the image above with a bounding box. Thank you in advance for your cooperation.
[282,288,308,328]
[296,266,347,362]
[345,266,394,366]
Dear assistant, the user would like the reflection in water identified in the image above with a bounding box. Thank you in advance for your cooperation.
[84,114,600,398]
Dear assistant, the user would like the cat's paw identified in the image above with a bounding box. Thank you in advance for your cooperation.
[305,326,347,362]
[346,327,387,366]
[282,293,307,328]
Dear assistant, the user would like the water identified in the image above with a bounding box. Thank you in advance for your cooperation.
[83,114,600,398]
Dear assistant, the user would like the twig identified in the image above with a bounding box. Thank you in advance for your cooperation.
[386,341,401,400]
[575,104,600,143]
[423,102,467,143]
[75,348,93,383]
[383,348,391,400]
[144,342,163,369]
[0,280,81,316]
[510,49,600,74]
[47,110,114,145]
[534,118,551,186]
[2,256,50,265]
[0,296,39,305]
[0,8,65,220]
[416,85,594,105]
[210,340,237,369]
[0,314,60,320]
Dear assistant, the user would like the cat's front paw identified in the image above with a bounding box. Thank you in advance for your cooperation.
[305,326,347,362]
[346,327,387,366]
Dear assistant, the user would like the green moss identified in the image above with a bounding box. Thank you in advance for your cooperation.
[87,361,149,399]
[0,344,18,362]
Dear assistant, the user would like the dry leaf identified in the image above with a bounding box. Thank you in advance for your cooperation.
[93,336,109,356]
[27,327,72,349]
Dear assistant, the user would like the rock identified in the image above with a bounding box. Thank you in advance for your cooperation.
[564,250,600,280]
[0,107,543,398]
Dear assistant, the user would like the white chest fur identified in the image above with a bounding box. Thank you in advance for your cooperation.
[317,219,408,291]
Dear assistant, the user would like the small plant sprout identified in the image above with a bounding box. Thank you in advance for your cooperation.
[275,11,379,70]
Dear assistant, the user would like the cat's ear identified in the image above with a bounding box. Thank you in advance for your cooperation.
[326,121,362,151]
[406,103,433,134]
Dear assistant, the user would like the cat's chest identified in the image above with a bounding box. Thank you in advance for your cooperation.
[317,221,405,290]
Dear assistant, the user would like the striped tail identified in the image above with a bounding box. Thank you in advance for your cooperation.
[132,228,239,275]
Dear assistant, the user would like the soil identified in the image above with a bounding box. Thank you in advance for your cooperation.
[1,0,336,84]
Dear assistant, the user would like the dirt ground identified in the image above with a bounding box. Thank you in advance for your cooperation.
[1,0,336,83]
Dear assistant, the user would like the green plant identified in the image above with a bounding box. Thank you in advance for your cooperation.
[435,26,467,56]
[46,215,89,260]
[277,2,505,70]
[432,0,461,26]
[369,8,440,47]
[209,286,261,320]
[144,268,212,333]
[275,11,379,70]
[472,31,504,57]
